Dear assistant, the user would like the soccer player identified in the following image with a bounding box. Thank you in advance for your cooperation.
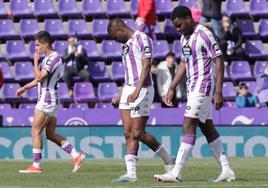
[107,18,175,182]
[16,31,85,173]
[154,6,236,183]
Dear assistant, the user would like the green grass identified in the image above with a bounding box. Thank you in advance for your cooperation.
[0,158,267,188]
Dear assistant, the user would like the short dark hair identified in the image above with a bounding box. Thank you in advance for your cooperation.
[107,18,126,34]
[171,6,192,20]
[35,31,54,45]
[239,82,248,89]
[166,52,176,58]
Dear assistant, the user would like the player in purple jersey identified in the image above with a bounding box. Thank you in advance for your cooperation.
[16,31,85,174]
[154,6,236,183]
[107,18,175,182]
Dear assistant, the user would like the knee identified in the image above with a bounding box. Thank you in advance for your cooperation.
[132,130,145,141]
[124,130,132,140]
[31,128,41,138]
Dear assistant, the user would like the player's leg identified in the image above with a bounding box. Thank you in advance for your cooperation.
[19,110,50,173]
[45,116,85,172]
[199,120,235,182]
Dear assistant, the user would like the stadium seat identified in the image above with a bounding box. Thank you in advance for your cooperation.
[82,0,106,19]
[130,0,138,17]
[34,0,58,19]
[224,63,231,81]
[225,0,248,17]
[254,61,268,78]
[164,19,181,39]
[259,19,268,40]
[80,40,100,60]
[123,19,136,31]
[178,0,196,8]
[257,89,268,103]
[222,82,236,101]
[44,19,67,39]
[249,0,268,19]
[153,40,169,60]
[69,103,88,110]
[10,0,34,18]
[88,61,111,82]
[53,40,68,57]
[229,61,254,81]
[244,40,268,59]
[0,0,7,18]
[156,0,173,17]
[244,81,257,94]
[97,82,119,102]
[95,103,114,109]
[111,61,125,82]
[19,103,36,109]
[58,0,82,19]
[2,108,34,126]
[14,61,34,82]
[223,101,236,107]
[256,77,268,91]
[68,19,91,38]
[101,40,121,60]
[6,40,29,61]
[236,19,258,39]
[57,82,73,103]
[20,19,39,40]
[0,19,20,40]
[172,40,182,59]
[0,103,12,110]
[92,19,109,38]
[106,0,129,18]
[0,62,13,82]
[25,86,38,102]
[73,82,98,102]
[0,83,21,102]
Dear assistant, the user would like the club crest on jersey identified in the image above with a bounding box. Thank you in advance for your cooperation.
[182,45,192,59]
[122,45,129,56]
[213,44,220,51]
[144,46,151,54]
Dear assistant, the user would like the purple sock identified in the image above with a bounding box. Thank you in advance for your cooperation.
[62,142,73,154]
[182,135,196,145]
[126,151,138,156]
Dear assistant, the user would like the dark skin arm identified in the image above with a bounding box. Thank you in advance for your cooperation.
[213,56,224,110]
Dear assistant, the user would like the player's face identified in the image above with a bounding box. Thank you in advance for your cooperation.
[35,39,48,53]
[109,27,128,43]
[173,17,193,36]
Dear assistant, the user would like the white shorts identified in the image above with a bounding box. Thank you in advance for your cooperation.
[35,102,58,117]
[184,92,213,123]
[119,85,154,118]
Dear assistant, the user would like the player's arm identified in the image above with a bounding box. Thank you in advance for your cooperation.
[16,79,38,97]
[33,50,48,82]
[214,56,224,110]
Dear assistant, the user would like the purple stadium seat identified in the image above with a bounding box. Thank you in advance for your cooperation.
[6,40,29,61]
[153,40,169,60]
[249,0,268,18]
[44,19,67,39]
[1,83,21,101]
[236,19,258,39]
[222,82,236,101]
[259,19,268,39]
[92,19,109,38]
[57,82,73,103]
[25,86,38,102]
[80,40,100,60]
[53,40,68,57]
[101,40,121,60]
[10,0,34,18]
[172,40,182,58]
[20,19,39,40]
[0,62,13,81]
[223,101,235,107]
[123,19,136,31]
[224,63,231,81]
[0,0,7,18]
[0,103,12,110]
[97,82,119,102]
[229,61,254,81]
[88,61,111,82]
[178,0,196,8]
[34,0,58,18]
[258,89,268,103]
[245,40,268,59]
[2,109,34,126]
[244,81,257,94]
[69,103,88,110]
[73,82,98,102]
[14,61,34,81]
[256,77,268,91]
[225,0,248,17]
[254,61,268,77]
[156,0,173,17]
[164,19,181,39]
[68,19,91,38]
[29,40,36,58]
[111,61,125,82]
[82,0,105,19]
[130,0,138,17]
[0,19,20,40]
[19,103,36,109]
[58,0,82,19]
[106,0,129,18]
[95,103,114,109]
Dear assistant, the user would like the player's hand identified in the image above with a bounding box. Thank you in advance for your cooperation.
[111,96,120,108]
[164,89,174,107]
[34,50,40,63]
[127,89,139,103]
[214,92,223,110]
[16,87,26,97]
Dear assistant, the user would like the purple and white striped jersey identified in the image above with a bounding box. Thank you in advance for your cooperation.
[122,30,153,87]
[37,51,62,105]
[180,24,222,96]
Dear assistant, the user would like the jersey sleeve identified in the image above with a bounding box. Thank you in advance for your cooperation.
[43,56,61,73]
[200,30,222,59]
[137,33,153,59]
[180,36,186,61]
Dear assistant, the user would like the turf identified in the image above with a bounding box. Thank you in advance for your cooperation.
[0,158,267,188]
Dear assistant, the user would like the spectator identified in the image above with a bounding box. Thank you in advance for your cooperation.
[261,64,268,77]
[151,61,161,103]
[218,14,244,63]
[136,0,157,40]
[199,0,222,38]
[0,66,3,89]
[63,35,89,96]
[157,52,185,107]
[235,82,261,108]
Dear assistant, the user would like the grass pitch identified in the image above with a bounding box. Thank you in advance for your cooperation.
[0,158,267,188]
